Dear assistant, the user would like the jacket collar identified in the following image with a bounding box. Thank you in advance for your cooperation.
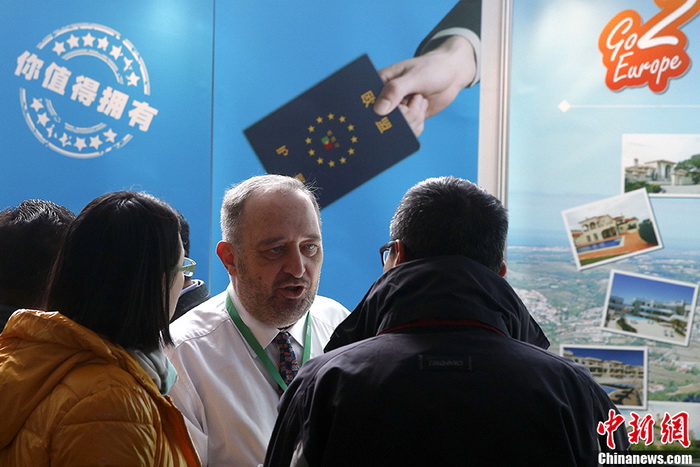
[325,255,549,351]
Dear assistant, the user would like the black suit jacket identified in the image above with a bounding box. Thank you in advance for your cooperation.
[171,281,210,322]
[416,0,482,56]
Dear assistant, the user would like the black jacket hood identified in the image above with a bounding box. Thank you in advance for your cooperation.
[325,255,549,351]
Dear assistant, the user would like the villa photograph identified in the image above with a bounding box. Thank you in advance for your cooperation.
[561,344,647,409]
[622,134,700,198]
[561,189,663,270]
[602,270,698,347]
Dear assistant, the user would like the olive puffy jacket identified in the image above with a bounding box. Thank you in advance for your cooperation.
[0,310,200,466]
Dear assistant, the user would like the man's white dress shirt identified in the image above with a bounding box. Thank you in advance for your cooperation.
[167,284,349,466]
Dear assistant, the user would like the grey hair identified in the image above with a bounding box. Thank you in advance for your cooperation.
[220,174,321,245]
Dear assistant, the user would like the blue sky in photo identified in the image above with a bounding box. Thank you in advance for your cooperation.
[610,271,697,304]
[562,346,645,367]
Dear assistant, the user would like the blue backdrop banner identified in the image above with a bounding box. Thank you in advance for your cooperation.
[1,1,478,312]
[211,1,479,308]
[0,0,214,276]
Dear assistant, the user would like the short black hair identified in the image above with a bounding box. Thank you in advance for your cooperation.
[45,191,181,351]
[389,176,508,273]
[0,200,75,308]
[177,210,191,257]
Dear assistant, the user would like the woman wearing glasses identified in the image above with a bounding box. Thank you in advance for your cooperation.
[0,191,200,466]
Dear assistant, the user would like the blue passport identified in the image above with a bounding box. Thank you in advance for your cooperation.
[244,54,420,208]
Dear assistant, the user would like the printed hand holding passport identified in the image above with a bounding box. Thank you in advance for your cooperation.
[245,54,420,208]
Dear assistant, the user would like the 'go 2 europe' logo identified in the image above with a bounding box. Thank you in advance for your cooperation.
[599,0,700,93]
[14,23,158,159]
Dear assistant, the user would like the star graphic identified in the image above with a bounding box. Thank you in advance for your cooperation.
[348,148,355,155]
[82,32,96,47]
[97,37,109,50]
[347,124,355,131]
[52,41,66,55]
[103,128,117,142]
[66,34,80,48]
[89,136,103,149]
[327,113,335,120]
[59,133,70,147]
[126,72,140,86]
[308,126,315,133]
[351,136,358,143]
[109,45,123,60]
[316,158,324,165]
[74,137,87,151]
[46,125,55,138]
[36,113,50,126]
[30,98,44,112]
[328,160,336,167]
[339,116,346,122]
[340,157,347,164]
[305,137,312,144]
[316,116,323,124]
[123,57,134,71]
[308,149,315,156]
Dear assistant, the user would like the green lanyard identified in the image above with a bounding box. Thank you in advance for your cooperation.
[225,293,312,391]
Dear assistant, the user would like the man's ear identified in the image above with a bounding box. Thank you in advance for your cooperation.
[216,241,237,276]
[499,261,507,278]
[393,239,409,266]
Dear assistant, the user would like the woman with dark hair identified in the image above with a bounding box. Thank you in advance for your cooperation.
[0,191,200,465]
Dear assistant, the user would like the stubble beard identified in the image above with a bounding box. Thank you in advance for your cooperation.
[235,258,318,329]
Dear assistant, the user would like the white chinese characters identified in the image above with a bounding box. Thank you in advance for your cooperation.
[14,23,157,159]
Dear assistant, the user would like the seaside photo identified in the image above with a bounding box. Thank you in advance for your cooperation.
[561,189,663,270]
[622,134,700,198]
[561,344,647,409]
[602,270,698,346]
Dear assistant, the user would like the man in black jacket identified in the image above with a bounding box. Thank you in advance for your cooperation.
[265,177,629,466]
[170,212,209,322]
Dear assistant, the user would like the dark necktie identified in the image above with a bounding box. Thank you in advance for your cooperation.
[276,331,299,393]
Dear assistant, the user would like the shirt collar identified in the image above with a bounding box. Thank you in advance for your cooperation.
[227,283,308,350]
[179,279,204,296]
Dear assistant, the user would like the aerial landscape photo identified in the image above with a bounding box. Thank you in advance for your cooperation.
[508,245,700,450]
[508,246,700,405]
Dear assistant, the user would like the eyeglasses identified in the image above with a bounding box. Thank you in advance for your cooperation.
[379,241,395,266]
[177,257,196,277]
